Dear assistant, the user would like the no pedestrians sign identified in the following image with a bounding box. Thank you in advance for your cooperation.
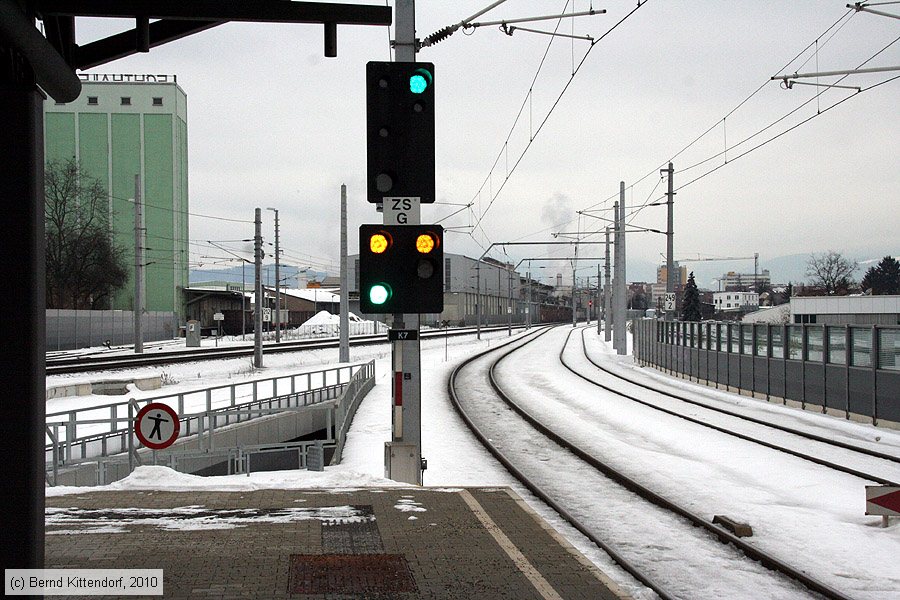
[135,402,180,450]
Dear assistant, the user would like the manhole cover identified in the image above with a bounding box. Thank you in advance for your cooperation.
[288,554,416,594]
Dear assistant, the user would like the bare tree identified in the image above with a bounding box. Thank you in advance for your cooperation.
[45,159,128,309]
[805,250,857,296]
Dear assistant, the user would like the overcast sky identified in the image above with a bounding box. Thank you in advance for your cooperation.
[72,1,899,284]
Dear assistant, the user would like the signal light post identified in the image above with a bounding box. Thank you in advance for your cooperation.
[358,224,442,485]
[365,1,436,485]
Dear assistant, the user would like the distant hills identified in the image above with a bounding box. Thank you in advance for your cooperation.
[189,247,896,292]
[190,264,327,288]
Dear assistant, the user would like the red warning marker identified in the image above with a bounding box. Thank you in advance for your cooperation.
[866,486,900,516]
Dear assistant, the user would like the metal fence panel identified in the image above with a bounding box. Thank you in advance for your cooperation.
[771,328,784,359]
[848,368,872,416]
[740,355,753,391]
[825,365,847,413]
[689,347,699,379]
[878,328,899,371]
[877,371,900,423]
[785,361,804,402]
[716,351,729,386]
[634,320,898,424]
[770,358,786,400]
[851,327,872,367]
[753,357,768,395]
[827,326,846,365]
[804,363,825,408]
[728,354,740,389]
[46,309,178,350]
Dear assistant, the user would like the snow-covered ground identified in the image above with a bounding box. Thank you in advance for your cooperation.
[47,324,900,599]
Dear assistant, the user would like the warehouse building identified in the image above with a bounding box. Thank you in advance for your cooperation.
[44,73,189,320]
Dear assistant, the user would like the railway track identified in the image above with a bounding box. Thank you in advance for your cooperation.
[562,327,900,487]
[449,325,857,600]
[46,324,522,374]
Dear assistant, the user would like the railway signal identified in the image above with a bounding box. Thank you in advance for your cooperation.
[359,224,443,314]
[366,61,435,204]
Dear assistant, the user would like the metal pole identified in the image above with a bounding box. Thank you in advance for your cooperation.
[133,174,144,353]
[664,162,675,320]
[604,226,611,342]
[241,262,246,341]
[476,260,481,338]
[507,266,512,336]
[339,184,350,362]
[616,182,627,355]
[128,400,135,474]
[254,208,263,368]
[612,202,619,350]
[386,0,422,485]
[272,209,281,342]
[394,0,416,61]
[572,255,577,328]
[527,262,532,329]
[597,264,601,335]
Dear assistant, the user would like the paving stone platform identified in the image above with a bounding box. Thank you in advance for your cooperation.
[45,487,628,599]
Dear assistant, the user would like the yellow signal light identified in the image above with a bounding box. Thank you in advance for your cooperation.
[416,233,436,254]
[370,232,391,254]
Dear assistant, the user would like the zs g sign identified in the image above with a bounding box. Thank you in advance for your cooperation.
[384,196,420,225]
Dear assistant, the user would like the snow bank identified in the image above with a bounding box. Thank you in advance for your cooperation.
[46,465,407,497]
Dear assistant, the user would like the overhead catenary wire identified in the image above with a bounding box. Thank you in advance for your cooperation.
[572,6,897,246]
[576,7,860,218]
[470,1,648,244]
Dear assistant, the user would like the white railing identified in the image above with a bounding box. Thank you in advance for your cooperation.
[46,362,370,464]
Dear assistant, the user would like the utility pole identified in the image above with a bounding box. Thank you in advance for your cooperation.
[571,257,577,328]
[604,226,611,342]
[615,182,627,355]
[476,261,481,339]
[339,184,350,362]
[266,208,281,342]
[597,264,601,335]
[527,264,532,329]
[663,162,675,320]
[254,208,263,368]
[133,174,144,354]
[507,266,512,336]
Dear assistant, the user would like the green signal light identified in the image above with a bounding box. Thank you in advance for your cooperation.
[369,283,391,305]
[409,68,432,94]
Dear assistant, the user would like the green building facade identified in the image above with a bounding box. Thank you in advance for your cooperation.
[44,74,189,320]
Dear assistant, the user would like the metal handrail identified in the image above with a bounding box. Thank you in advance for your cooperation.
[46,359,376,486]
[45,361,374,464]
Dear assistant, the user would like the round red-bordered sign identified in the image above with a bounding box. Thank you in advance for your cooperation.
[135,402,180,450]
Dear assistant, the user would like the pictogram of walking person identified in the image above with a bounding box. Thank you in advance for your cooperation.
[148,412,169,441]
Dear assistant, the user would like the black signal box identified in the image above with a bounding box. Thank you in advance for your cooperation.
[366,61,435,204]
[359,224,443,314]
